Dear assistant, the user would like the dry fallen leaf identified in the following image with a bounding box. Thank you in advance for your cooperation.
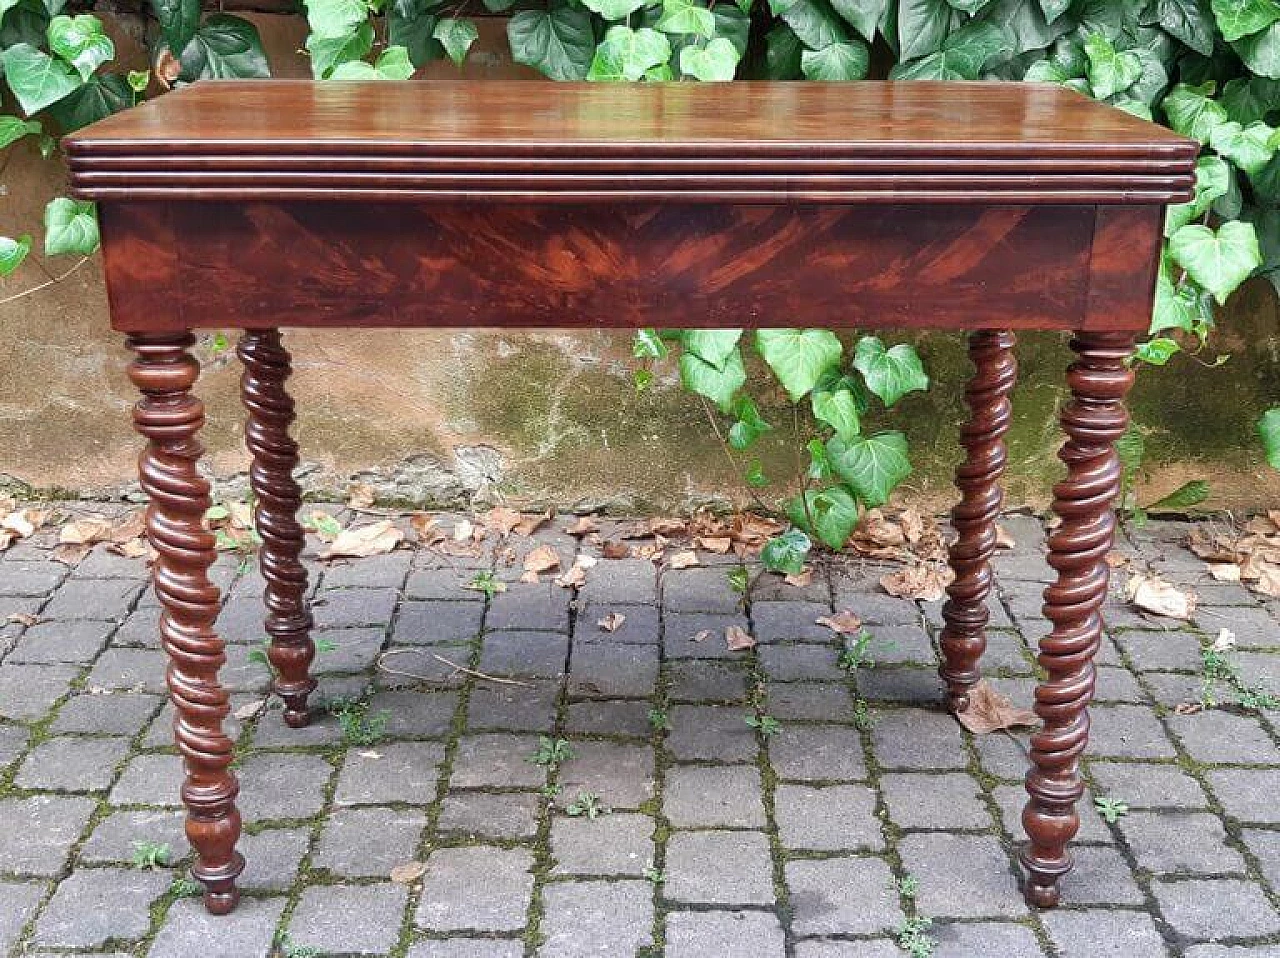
[453,519,476,542]
[52,543,92,566]
[816,611,863,635]
[956,680,1041,735]
[110,511,146,543]
[154,47,181,87]
[725,625,756,651]
[59,516,113,546]
[597,612,626,633]
[1125,573,1196,620]
[567,515,600,536]
[233,699,268,721]
[107,538,151,560]
[524,544,562,575]
[1173,701,1203,715]
[649,517,687,536]
[880,562,953,602]
[600,540,630,560]
[696,536,732,555]
[668,550,699,570]
[784,568,813,588]
[1207,562,1242,582]
[556,565,587,589]
[409,512,441,544]
[519,570,540,584]
[514,511,552,537]
[1211,628,1236,653]
[1104,550,1130,569]
[346,482,376,510]
[690,629,711,643]
[994,525,1016,550]
[321,520,403,559]
[480,507,522,537]
[390,861,427,884]
[6,612,39,626]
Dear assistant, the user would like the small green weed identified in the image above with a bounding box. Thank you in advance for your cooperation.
[169,875,202,898]
[531,736,573,770]
[566,791,605,819]
[643,864,666,884]
[745,714,781,737]
[131,840,171,870]
[1200,642,1279,712]
[648,708,671,731]
[275,932,323,958]
[726,566,749,594]
[329,698,389,747]
[896,873,920,899]
[897,916,936,958]
[1094,796,1129,824]
[465,570,506,598]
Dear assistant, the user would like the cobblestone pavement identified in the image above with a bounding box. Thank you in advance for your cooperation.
[1,508,1280,957]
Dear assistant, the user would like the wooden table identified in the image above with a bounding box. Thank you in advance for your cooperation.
[66,80,1197,916]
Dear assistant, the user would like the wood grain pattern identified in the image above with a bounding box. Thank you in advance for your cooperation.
[127,333,243,915]
[939,329,1017,712]
[1021,331,1135,909]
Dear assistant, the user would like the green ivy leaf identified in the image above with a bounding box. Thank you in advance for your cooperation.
[763,21,804,77]
[1145,0,1215,55]
[1258,407,1280,469]
[827,431,912,507]
[46,72,130,132]
[1133,336,1181,364]
[1083,31,1142,98]
[728,396,772,449]
[1146,478,1210,510]
[657,0,716,35]
[149,0,199,58]
[47,13,113,81]
[418,18,474,66]
[890,18,1007,78]
[1234,21,1280,77]
[800,39,869,78]
[682,330,743,369]
[1162,81,1230,143]
[853,337,929,407]
[632,328,669,360]
[388,0,444,66]
[755,329,843,402]
[679,36,740,79]
[713,5,751,55]
[786,486,859,549]
[304,0,367,39]
[1150,258,1211,334]
[1165,154,1231,235]
[1210,119,1278,173]
[1169,220,1263,303]
[330,43,415,78]
[829,0,886,40]
[679,347,746,412]
[508,7,594,80]
[761,528,812,574]
[0,115,40,149]
[0,42,81,115]
[1210,0,1280,42]
[812,387,862,441]
[43,196,97,256]
[898,0,950,59]
[0,234,31,276]
[1220,76,1280,122]
[177,15,270,79]
[306,21,373,78]
[126,69,149,92]
[582,0,647,19]
[769,0,849,49]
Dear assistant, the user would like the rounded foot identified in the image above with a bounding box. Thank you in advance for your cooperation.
[283,706,311,729]
[945,689,971,714]
[203,886,240,915]
[1024,878,1061,909]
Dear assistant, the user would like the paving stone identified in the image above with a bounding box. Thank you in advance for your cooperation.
[0,722,31,771]
[752,601,837,643]
[538,878,653,958]
[665,764,765,828]
[839,592,922,626]
[666,909,786,958]
[933,921,1046,958]
[72,545,151,579]
[1041,909,1168,958]
[898,833,1028,918]
[1141,670,1205,708]
[438,791,542,841]
[314,806,427,877]
[769,723,867,781]
[579,559,659,605]
[557,740,655,811]
[417,845,535,932]
[568,642,658,698]
[0,794,96,875]
[1120,810,1246,875]
[786,855,902,934]
[237,751,334,820]
[112,605,161,646]
[856,665,947,703]
[33,867,169,948]
[150,895,287,958]
[565,699,651,737]
[1089,704,1178,759]
[51,691,163,736]
[86,647,167,694]
[79,808,188,863]
[289,883,409,955]
[1242,828,1280,890]
[334,741,443,805]
[753,566,831,603]
[1094,665,1147,702]
[973,731,1032,781]
[468,680,561,732]
[1208,606,1280,649]
[15,735,131,791]
[394,600,486,644]
[486,584,572,632]
[1115,630,1204,671]
[1089,760,1207,809]
[404,568,489,600]
[1152,878,1280,940]
[312,587,397,629]
[667,704,758,762]
[573,603,660,644]
[480,630,569,679]
[312,627,386,674]
[861,624,935,667]
[449,733,545,788]
[110,752,185,806]
[1167,709,1280,764]
[774,783,882,851]
[214,598,269,644]
[881,772,991,830]
[0,662,79,719]
[0,559,66,595]
[239,827,310,891]
[765,681,853,721]
[550,811,653,876]
[793,942,901,958]
[665,830,775,905]
[407,942,525,958]
[662,567,742,612]
[8,619,114,663]
[1185,947,1280,958]
[663,611,752,659]
[668,659,749,702]
[42,577,142,621]
[1047,844,1141,906]
[871,708,967,770]
[321,552,412,589]
[1,881,45,955]
[758,643,843,682]
[366,688,458,738]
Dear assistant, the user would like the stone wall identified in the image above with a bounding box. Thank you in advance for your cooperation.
[2,13,1279,513]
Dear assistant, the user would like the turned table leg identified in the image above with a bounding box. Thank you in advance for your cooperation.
[1021,331,1134,908]
[238,329,316,728]
[127,332,244,915]
[940,329,1017,712]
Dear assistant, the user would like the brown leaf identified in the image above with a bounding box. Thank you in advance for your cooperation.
[696,536,732,555]
[994,524,1016,550]
[58,515,114,546]
[233,698,268,721]
[321,520,403,559]
[690,629,711,643]
[668,550,699,570]
[390,861,427,884]
[649,517,687,536]
[107,538,151,560]
[784,568,813,588]
[816,611,863,635]
[0,530,13,552]
[880,563,953,602]
[154,47,181,88]
[1207,562,1242,582]
[514,511,552,537]
[409,512,442,544]
[110,511,146,543]
[524,544,562,575]
[600,540,631,560]
[519,570,540,584]
[1173,701,1203,715]
[1125,573,1196,620]
[1,508,42,539]
[597,612,626,633]
[556,564,587,589]
[480,507,523,537]
[346,482,376,510]
[567,515,600,536]
[52,543,91,566]
[1254,563,1280,598]
[725,625,756,651]
[955,680,1041,734]
[1104,550,1130,568]
[6,612,39,627]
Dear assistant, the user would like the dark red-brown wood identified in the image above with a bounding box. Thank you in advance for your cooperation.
[69,80,1194,917]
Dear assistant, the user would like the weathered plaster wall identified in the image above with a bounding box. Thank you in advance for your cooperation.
[2,14,1279,512]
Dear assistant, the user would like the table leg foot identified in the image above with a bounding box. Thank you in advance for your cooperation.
[1020,331,1133,909]
[238,329,316,729]
[940,329,1016,714]
[128,332,244,915]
